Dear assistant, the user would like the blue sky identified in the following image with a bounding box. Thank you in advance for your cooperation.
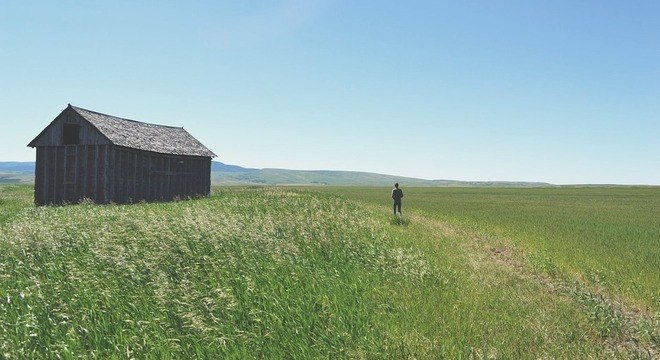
[1,1,658,184]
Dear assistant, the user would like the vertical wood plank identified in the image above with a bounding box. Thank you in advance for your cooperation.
[159,156,164,201]
[145,153,150,201]
[58,147,65,203]
[133,151,138,202]
[184,157,189,197]
[117,148,123,203]
[89,146,94,200]
[104,144,109,203]
[82,145,88,199]
[93,145,99,203]
[34,147,42,205]
[107,145,114,203]
[166,156,170,200]
[49,147,56,204]
[74,145,79,201]
[42,147,49,205]
[134,150,139,201]
[115,146,120,202]
[62,146,68,202]
[142,152,148,201]
[97,145,103,203]
[53,147,59,203]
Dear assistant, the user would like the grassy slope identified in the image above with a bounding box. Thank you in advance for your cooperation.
[0,185,656,358]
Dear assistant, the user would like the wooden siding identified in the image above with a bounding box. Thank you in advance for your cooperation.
[109,146,210,203]
[34,144,211,205]
[34,144,111,205]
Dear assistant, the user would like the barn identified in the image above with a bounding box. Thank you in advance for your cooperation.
[28,104,216,205]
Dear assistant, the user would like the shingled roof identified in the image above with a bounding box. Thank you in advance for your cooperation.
[41,105,216,157]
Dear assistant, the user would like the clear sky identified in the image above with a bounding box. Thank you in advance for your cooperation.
[1,1,658,185]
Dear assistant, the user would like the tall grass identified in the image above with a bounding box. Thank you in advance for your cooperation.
[2,185,651,357]
[0,185,32,225]
[0,186,444,358]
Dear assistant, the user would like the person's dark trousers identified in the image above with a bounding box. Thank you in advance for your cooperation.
[393,201,401,215]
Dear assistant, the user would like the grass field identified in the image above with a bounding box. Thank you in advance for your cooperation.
[0,184,658,358]
[313,187,660,310]
[310,186,659,355]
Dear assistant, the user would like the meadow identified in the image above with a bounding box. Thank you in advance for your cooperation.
[0,184,657,358]
[316,187,660,310]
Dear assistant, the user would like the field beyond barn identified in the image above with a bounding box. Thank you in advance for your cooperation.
[0,184,658,358]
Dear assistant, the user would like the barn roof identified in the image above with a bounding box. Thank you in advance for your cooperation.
[30,105,216,158]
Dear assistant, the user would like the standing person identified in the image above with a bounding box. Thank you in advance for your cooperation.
[391,183,403,216]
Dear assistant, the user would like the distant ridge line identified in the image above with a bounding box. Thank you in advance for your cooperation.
[4,161,654,187]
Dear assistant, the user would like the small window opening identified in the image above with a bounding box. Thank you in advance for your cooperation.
[63,124,80,145]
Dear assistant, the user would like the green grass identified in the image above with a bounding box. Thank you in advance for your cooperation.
[311,186,660,354]
[1,184,658,358]
[318,187,659,311]
[1,187,412,358]
[0,185,33,224]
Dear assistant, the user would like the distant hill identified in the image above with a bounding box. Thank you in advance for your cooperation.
[211,165,552,187]
[0,162,35,172]
[1,161,552,187]
[210,162,257,173]
[0,162,35,183]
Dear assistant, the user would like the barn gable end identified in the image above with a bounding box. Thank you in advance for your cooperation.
[28,105,216,206]
[28,106,112,147]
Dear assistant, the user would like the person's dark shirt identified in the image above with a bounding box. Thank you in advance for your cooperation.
[392,188,403,202]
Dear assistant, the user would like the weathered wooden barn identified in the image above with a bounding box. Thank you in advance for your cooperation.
[28,105,216,205]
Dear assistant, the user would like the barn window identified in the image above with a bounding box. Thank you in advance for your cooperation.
[63,124,80,145]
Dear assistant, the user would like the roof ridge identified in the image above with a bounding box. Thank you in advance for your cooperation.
[70,105,185,130]
[59,105,215,158]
